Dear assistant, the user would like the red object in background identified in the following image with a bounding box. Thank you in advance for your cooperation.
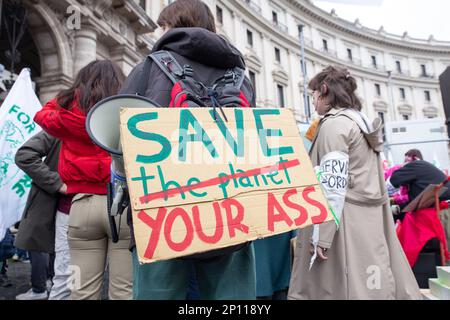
[34,99,111,195]
[397,202,450,267]
[441,201,449,210]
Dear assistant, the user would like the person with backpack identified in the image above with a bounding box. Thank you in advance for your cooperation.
[34,60,132,300]
[288,66,421,300]
[119,0,256,300]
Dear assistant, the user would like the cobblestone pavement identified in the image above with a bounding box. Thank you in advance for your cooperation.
[0,259,109,300]
[0,259,33,300]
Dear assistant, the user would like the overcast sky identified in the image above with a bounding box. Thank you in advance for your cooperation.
[312,0,450,41]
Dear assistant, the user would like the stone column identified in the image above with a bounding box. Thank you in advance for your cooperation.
[287,49,299,113]
[361,78,375,120]
[261,35,275,107]
[73,26,97,75]
[409,86,417,120]
[232,13,245,52]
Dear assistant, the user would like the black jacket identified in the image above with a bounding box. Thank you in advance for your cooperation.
[390,160,450,203]
[120,27,256,250]
[14,132,62,253]
[120,27,256,107]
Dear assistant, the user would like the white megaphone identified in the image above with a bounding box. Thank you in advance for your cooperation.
[86,94,160,240]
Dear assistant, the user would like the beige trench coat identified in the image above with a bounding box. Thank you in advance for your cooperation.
[288,108,422,300]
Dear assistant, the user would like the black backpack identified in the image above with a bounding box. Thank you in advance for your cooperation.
[136,51,252,261]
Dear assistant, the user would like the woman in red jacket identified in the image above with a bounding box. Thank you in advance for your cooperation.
[34,60,132,300]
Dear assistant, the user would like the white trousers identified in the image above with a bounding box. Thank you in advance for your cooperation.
[49,211,71,300]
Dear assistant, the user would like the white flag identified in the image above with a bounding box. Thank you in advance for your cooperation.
[0,68,42,241]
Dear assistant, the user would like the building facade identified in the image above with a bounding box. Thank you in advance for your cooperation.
[2,0,449,125]
[0,0,157,103]
[147,0,450,125]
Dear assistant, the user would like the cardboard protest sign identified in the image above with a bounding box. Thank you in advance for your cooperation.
[402,184,447,213]
[120,108,333,264]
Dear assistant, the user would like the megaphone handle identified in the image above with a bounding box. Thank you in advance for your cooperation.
[109,214,119,243]
[107,183,119,243]
[107,183,113,214]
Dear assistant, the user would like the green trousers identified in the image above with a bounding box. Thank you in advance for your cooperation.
[132,244,256,300]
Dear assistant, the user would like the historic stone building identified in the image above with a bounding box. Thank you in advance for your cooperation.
[149,0,450,124]
[0,0,157,103]
[2,0,449,125]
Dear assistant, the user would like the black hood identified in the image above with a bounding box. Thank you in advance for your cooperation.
[152,27,246,69]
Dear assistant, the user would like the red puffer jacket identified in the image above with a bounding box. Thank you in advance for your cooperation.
[34,99,111,195]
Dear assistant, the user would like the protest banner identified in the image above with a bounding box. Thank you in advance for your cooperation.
[0,69,41,241]
[120,107,333,263]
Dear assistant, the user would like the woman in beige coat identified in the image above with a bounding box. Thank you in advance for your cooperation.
[288,66,422,300]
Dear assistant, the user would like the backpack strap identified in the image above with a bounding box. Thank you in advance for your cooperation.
[216,67,245,89]
[137,51,186,96]
[233,67,246,88]
[136,55,152,96]
[149,50,184,84]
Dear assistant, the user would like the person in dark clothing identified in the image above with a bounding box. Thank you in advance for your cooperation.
[390,149,450,204]
[0,229,14,287]
[14,131,63,300]
[120,25,255,107]
[391,153,450,288]
[14,132,62,254]
[120,0,256,300]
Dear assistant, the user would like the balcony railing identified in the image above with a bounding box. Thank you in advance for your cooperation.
[420,73,435,79]
[272,21,288,33]
[241,1,288,33]
[320,47,337,57]
[243,0,262,14]
[303,38,313,47]
[394,70,411,77]
[112,0,157,34]
[371,64,386,72]
[347,57,362,66]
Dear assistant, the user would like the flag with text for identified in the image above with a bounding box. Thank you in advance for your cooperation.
[0,69,41,241]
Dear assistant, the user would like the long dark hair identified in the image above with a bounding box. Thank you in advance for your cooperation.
[56,60,125,114]
[309,66,362,111]
[157,0,216,33]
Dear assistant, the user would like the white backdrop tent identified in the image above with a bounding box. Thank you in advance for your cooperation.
[384,118,450,172]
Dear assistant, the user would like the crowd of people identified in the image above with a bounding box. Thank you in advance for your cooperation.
[1,0,449,300]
